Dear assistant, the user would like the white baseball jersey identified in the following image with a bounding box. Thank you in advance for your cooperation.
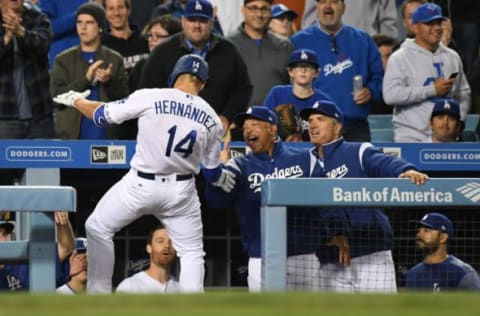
[101,88,224,174]
[115,271,179,294]
[87,87,223,294]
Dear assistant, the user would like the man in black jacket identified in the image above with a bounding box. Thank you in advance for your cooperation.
[139,0,252,135]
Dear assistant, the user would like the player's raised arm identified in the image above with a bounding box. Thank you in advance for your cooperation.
[53,90,103,120]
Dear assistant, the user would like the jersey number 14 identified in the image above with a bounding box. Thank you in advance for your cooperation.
[166,125,197,158]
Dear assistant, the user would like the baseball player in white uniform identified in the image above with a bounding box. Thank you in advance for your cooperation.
[116,225,179,294]
[53,54,235,293]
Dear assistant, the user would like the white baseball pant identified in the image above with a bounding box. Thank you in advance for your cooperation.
[85,169,205,293]
[318,250,397,293]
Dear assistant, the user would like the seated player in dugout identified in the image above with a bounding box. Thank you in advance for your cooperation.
[116,224,179,293]
[406,212,480,291]
[0,212,75,291]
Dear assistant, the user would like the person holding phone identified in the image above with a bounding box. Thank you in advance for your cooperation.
[50,2,129,139]
[383,3,471,143]
[449,72,459,79]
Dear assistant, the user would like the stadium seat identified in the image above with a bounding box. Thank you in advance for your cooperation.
[370,129,394,142]
[462,114,479,141]
[464,114,479,131]
[368,114,394,142]
[368,114,393,130]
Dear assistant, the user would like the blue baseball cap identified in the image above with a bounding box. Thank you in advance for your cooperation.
[75,237,87,252]
[412,3,446,24]
[418,212,453,236]
[431,98,460,120]
[271,4,298,20]
[184,0,213,20]
[234,106,277,126]
[299,100,343,123]
[288,49,319,68]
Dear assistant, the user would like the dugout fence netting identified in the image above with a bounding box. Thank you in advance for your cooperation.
[285,207,480,292]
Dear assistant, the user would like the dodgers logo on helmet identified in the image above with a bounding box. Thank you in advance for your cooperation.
[168,54,209,87]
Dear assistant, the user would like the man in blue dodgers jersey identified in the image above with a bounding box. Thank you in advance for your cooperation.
[300,100,429,293]
[383,3,470,143]
[52,54,236,293]
[291,0,383,142]
[406,212,480,291]
[264,48,332,142]
[205,106,349,292]
[0,212,75,291]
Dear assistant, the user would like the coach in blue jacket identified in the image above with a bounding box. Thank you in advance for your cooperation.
[300,100,429,293]
[205,106,348,292]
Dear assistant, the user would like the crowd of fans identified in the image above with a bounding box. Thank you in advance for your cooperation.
[0,0,478,143]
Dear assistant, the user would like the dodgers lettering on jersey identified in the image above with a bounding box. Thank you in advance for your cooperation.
[205,142,319,257]
[291,25,384,121]
[323,59,353,77]
[326,164,348,178]
[154,99,217,131]
[248,165,304,193]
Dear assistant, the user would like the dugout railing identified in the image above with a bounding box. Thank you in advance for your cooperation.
[0,185,76,292]
[2,140,480,288]
[260,178,480,291]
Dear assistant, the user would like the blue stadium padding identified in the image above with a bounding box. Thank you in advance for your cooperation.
[0,186,76,293]
[0,241,29,263]
[260,178,480,291]
[1,140,480,171]
[0,186,76,211]
[261,206,287,291]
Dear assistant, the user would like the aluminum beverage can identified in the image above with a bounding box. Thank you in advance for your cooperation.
[353,75,363,99]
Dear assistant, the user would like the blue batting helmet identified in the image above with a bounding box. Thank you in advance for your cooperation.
[168,54,209,87]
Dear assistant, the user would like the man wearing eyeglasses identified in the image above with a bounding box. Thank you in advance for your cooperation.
[291,0,384,142]
[229,0,292,111]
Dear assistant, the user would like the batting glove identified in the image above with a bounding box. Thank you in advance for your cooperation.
[53,90,91,107]
[211,168,236,193]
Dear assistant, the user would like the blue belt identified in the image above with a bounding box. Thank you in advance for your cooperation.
[137,171,193,181]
